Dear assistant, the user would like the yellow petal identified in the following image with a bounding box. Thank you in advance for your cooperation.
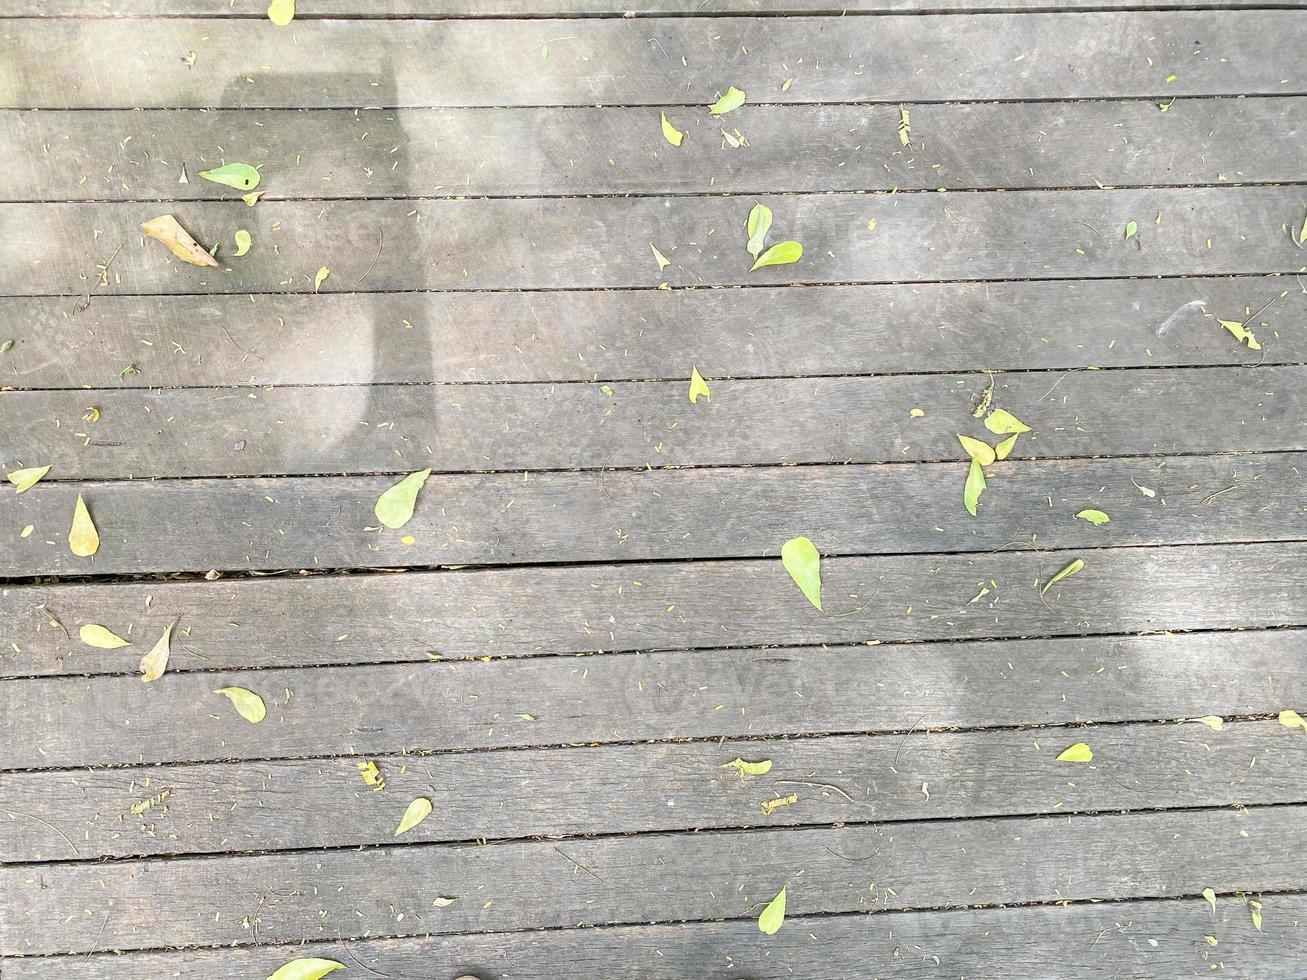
[68,495,99,557]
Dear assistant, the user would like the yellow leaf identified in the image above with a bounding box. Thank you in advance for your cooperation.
[139,619,177,682]
[984,408,1031,434]
[1250,901,1263,931]
[68,494,99,557]
[141,214,220,268]
[1203,887,1217,913]
[1196,715,1224,731]
[897,106,911,146]
[374,469,431,529]
[1074,509,1111,526]
[1218,319,1261,351]
[724,758,772,776]
[395,797,433,835]
[651,243,671,271]
[963,457,986,517]
[994,433,1018,460]
[957,434,996,466]
[750,240,802,272]
[215,686,267,723]
[659,111,684,147]
[1056,742,1093,763]
[1278,708,1306,731]
[266,959,344,980]
[267,0,295,26]
[242,191,264,207]
[781,536,821,610]
[688,367,711,404]
[20,524,34,538]
[313,267,330,291]
[758,886,787,935]
[234,229,252,257]
[79,624,130,649]
[7,465,51,493]
[761,793,797,815]
[908,407,924,418]
[708,86,746,116]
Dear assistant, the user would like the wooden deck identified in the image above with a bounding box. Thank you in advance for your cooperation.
[2,1,1306,977]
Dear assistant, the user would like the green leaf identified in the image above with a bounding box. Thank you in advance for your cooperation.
[660,111,684,147]
[1218,319,1261,351]
[1056,742,1093,763]
[963,457,986,517]
[1040,558,1085,595]
[1075,509,1110,526]
[395,797,433,835]
[375,469,432,529]
[7,464,51,493]
[234,229,252,257]
[708,85,746,116]
[215,686,267,724]
[688,367,711,404]
[266,958,344,980]
[242,191,264,207]
[197,163,260,191]
[956,434,995,466]
[758,886,787,935]
[313,266,330,291]
[984,408,1031,434]
[781,536,821,610]
[1124,220,1138,240]
[993,433,1018,460]
[746,204,773,259]
[750,241,802,272]
[80,624,130,649]
[724,758,772,776]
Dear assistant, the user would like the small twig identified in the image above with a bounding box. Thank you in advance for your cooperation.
[340,941,390,978]
[3,807,79,856]
[85,911,110,959]
[822,843,880,864]
[892,713,931,770]
[831,577,882,618]
[554,845,606,883]
[220,324,263,362]
[357,227,384,284]
[1199,484,1237,506]
[773,779,856,803]
[1035,367,1080,404]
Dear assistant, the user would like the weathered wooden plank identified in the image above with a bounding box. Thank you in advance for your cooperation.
[4,622,1304,766]
[7,99,1303,202]
[5,367,1303,483]
[3,805,1301,955]
[3,14,1303,109]
[6,188,1304,295]
[2,277,1303,390]
[3,720,1300,862]
[5,895,1304,980]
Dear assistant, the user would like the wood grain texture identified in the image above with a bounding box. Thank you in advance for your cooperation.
[1,277,1302,390]
[3,805,1302,954]
[4,621,1304,766]
[5,366,1303,483]
[5,895,1304,980]
[4,451,1298,578]
[3,720,1301,861]
[5,188,1305,295]
[7,99,1303,202]
[3,14,1304,109]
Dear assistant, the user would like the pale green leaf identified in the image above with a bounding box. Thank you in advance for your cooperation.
[1075,509,1111,526]
[963,457,986,517]
[651,243,671,271]
[897,106,911,146]
[1056,741,1093,763]
[80,624,130,649]
[956,434,995,466]
[1124,220,1138,240]
[395,796,433,836]
[198,163,260,191]
[266,958,344,980]
[746,204,773,259]
[7,465,51,493]
[984,408,1031,434]
[993,433,1018,460]
[724,758,772,776]
[708,86,746,116]
[1218,319,1261,351]
[688,367,711,404]
[660,111,684,147]
[139,619,176,683]
[242,191,264,207]
[375,469,432,529]
[215,686,267,723]
[1279,708,1306,731]
[234,229,252,257]
[1203,888,1217,913]
[750,240,802,272]
[1298,209,1307,246]
[758,886,786,935]
[1250,902,1263,931]
[781,536,821,610]
[313,266,330,291]
[1040,558,1085,595]
[1195,715,1224,731]
[68,494,99,557]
